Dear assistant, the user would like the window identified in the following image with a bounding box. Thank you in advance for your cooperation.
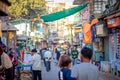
[93,0,108,14]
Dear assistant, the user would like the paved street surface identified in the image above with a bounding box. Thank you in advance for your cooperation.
[99,72,120,80]
[42,61,59,80]
[20,60,120,80]
[42,60,120,80]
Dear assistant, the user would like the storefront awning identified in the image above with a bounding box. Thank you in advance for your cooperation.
[41,2,89,22]
[2,22,18,31]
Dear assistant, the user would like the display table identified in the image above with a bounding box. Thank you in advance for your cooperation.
[16,64,32,80]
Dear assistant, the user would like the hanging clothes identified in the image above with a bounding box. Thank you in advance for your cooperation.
[83,22,92,44]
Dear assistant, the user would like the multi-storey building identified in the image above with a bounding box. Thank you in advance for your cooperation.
[74,0,120,76]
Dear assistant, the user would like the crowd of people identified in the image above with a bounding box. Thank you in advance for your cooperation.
[0,43,99,80]
[31,45,99,80]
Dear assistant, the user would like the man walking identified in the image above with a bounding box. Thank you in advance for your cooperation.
[30,48,42,80]
[44,50,52,72]
[71,47,98,80]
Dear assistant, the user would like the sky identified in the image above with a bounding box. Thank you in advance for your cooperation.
[54,0,74,5]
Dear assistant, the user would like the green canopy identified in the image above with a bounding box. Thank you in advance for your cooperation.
[41,2,89,22]
[11,19,30,25]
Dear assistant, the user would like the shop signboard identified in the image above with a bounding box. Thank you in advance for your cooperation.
[96,24,104,35]
[79,32,83,40]
[107,17,120,28]
[74,28,81,33]
[96,23,107,37]
[9,32,13,39]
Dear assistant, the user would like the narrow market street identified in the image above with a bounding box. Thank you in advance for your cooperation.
[0,0,120,80]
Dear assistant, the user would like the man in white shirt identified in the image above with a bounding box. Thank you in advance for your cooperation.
[44,50,52,72]
[71,47,98,80]
[30,48,42,80]
[23,53,32,70]
[0,46,13,80]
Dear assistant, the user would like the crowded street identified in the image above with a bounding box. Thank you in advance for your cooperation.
[0,0,120,80]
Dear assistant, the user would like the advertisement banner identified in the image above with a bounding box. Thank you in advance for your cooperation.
[107,17,120,28]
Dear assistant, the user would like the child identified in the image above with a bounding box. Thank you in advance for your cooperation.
[58,55,76,80]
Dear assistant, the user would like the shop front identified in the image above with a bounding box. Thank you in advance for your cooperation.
[91,19,111,72]
[93,20,108,62]
[93,38,104,61]
[106,12,120,76]
[1,23,18,49]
